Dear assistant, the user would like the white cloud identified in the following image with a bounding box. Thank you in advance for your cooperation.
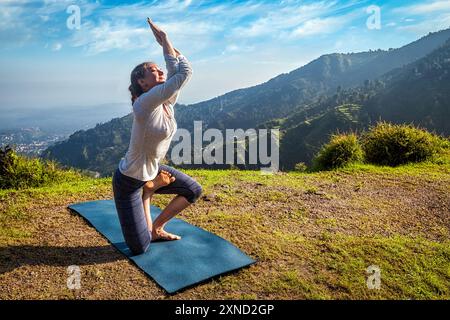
[101,0,198,19]
[69,16,220,56]
[157,20,223,36]
[0,0,98,48]
[221,44,255,55]
[71,20,157,55]
[397,13,450,34]
[0,1,24,30]
[289,16,348,38]
[229,0,364,39]
[0,1,35,47]
[37,0,100,16]
[66,0,236,55]
[0,0,367,55]
[51,42,62,51]
[394,0,450,15]
[390,0,450,35]
[230,1,336,38]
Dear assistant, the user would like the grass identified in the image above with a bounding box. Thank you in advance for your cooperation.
[0,158,449,299]
[339,161,450,178]
[312,234,450,299]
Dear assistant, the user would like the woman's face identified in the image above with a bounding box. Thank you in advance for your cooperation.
[137,63,165,92]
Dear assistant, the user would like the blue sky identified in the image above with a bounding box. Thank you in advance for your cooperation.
[1,0,450,112]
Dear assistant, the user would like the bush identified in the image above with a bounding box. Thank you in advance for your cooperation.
[312,133,364,171]
[0,145,78,189]
[361,122,447,166]
[294,162,308,172]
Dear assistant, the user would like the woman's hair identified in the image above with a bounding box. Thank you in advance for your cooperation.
[128,61,156,104]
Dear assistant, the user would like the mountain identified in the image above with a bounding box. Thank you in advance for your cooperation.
[174,28,450,131]
[279,39,450,169]
[365,40,450,134]
[41,29,450,175]
[42,116,133,175]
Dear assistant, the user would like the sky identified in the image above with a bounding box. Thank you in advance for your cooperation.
[1,0,450,112]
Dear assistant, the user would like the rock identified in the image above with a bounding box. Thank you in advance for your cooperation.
[201,194,216,202]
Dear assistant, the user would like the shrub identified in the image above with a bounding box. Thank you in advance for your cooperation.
[0,145,78,189]
[312,133,364,171]
[294,162,308,172]
[361,122,447,166]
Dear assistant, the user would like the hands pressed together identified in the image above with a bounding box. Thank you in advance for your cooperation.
[147,17,180,57]
[147,18,167,45]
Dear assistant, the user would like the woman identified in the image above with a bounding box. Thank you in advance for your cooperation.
[112,18,202,255]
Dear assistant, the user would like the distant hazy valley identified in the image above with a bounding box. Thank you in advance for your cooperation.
[0,103,131,156]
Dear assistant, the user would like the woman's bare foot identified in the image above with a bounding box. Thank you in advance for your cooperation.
[145,170,176,192]
[151,227,181,242]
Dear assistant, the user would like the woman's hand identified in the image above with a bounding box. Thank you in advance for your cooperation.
[147,18,167,46]
[147,17,178,57]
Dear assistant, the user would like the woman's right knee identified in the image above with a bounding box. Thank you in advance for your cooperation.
[125,233,151,255]
[129,242,150,255]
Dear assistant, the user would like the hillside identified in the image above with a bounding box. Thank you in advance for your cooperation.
[41,28,450,175]
[0,160,449,299]
[279,39,450,169]
[42,116,133,175]
[175,27,450,131]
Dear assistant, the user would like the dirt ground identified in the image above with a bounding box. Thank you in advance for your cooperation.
[0,168,449,299]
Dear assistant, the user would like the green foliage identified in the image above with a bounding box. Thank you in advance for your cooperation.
[312,133,364,171]
[361,122,447,166]
[294,162,308,172]
[0,145,80,190]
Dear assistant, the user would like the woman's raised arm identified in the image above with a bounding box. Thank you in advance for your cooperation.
[147,18,179,58]
[147,18,182,78]
[133,19,192,117]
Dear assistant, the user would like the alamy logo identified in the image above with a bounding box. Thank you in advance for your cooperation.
[366,265,381,289]
[67,265,81,290]
[171,121,279,174]
[366,5,381,30]
[66,5,81,30]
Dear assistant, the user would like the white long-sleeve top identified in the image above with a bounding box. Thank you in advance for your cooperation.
[118,53,192,181]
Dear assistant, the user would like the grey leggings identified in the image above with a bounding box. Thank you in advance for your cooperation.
[112,164,202,255]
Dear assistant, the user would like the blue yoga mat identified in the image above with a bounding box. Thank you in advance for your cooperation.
[68,200,256,294]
